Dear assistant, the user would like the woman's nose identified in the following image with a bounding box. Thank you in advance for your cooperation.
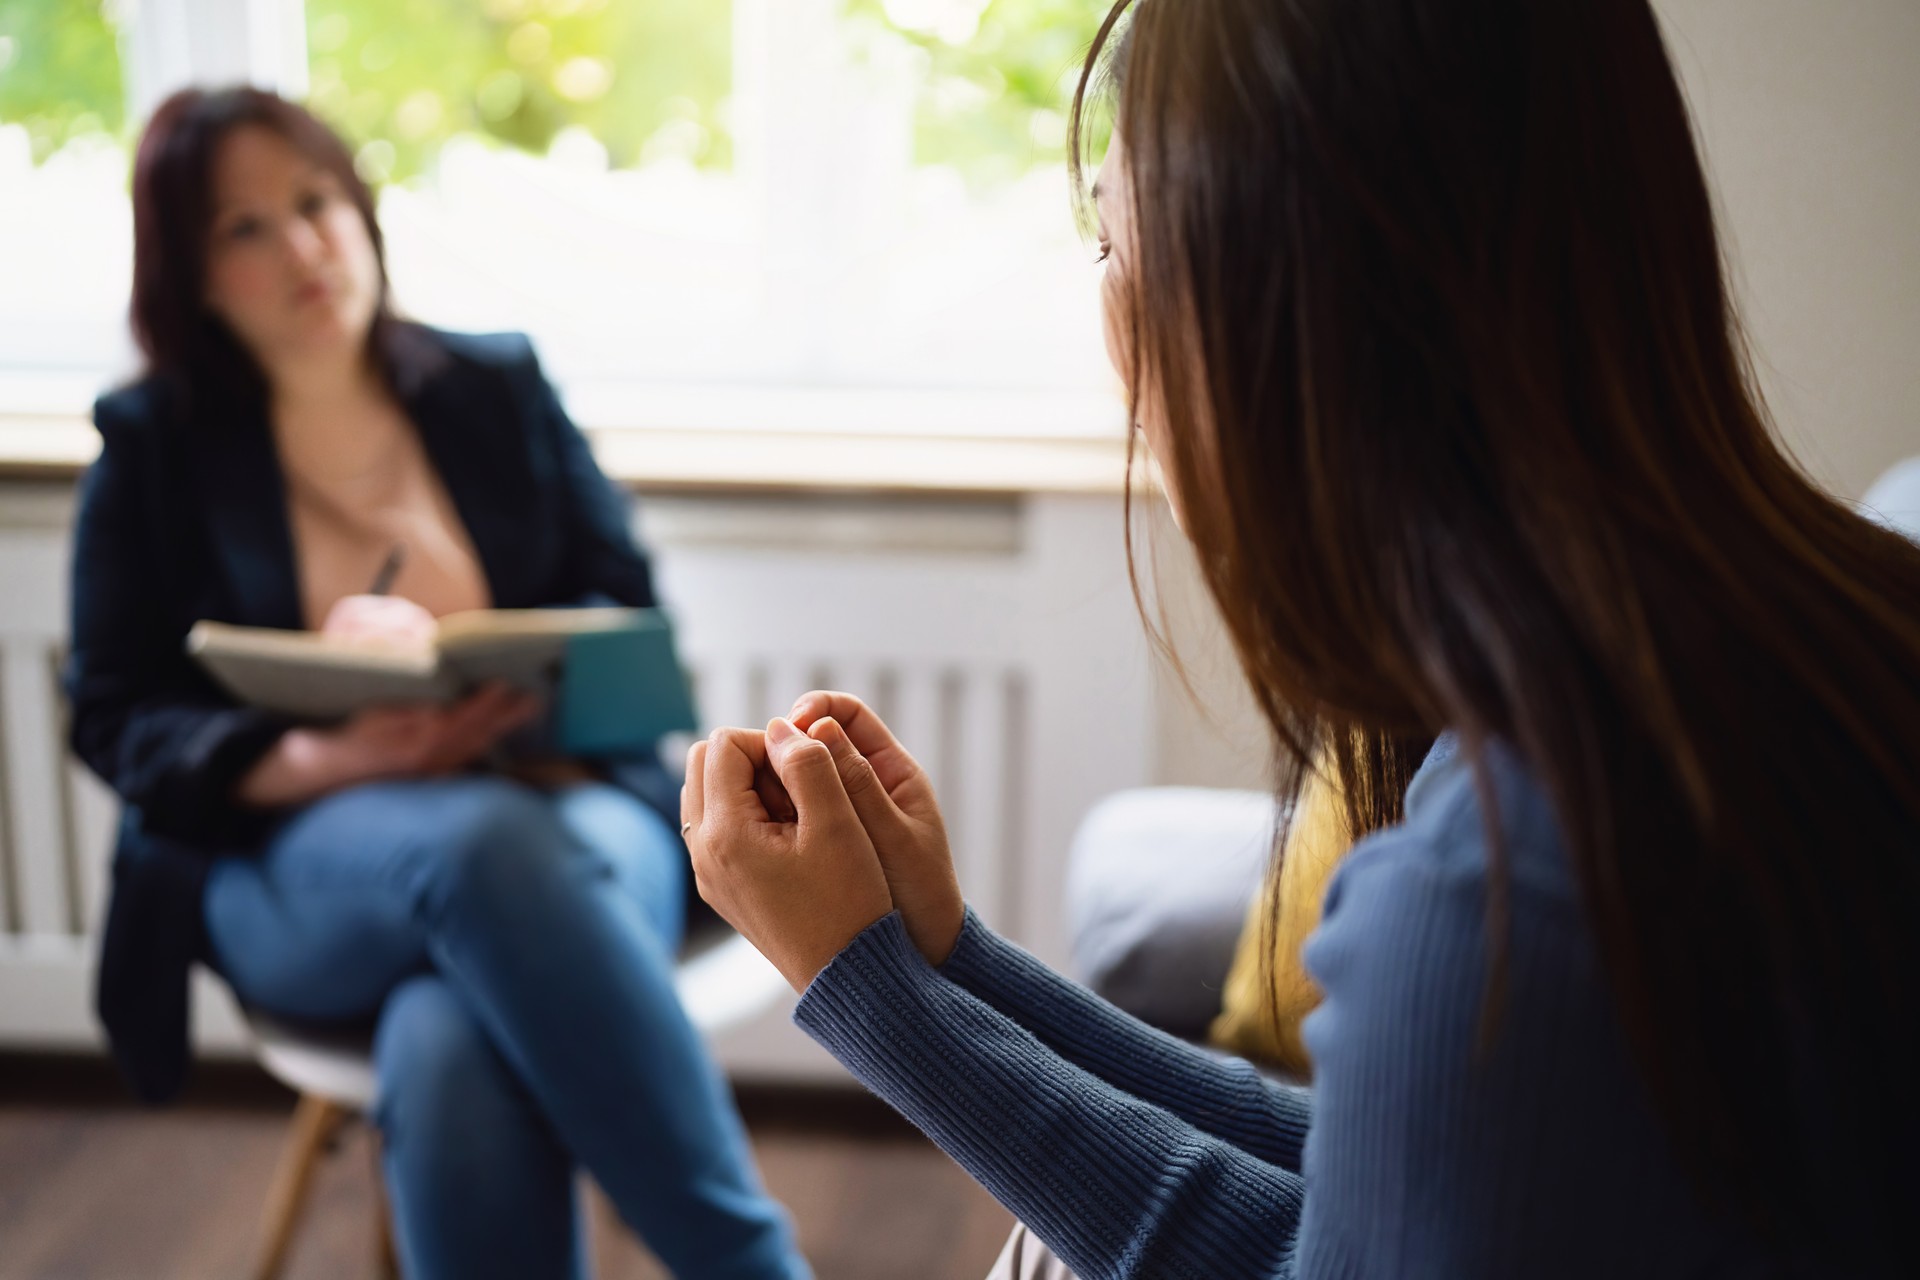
[282,217,327,269]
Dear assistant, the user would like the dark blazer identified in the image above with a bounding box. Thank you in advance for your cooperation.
[66,327,682,1103]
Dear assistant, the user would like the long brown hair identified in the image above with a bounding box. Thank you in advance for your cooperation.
[1074,0,1920,1258]
[129,87,423,419]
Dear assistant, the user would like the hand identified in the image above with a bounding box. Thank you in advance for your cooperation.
[320,594,437,652]
[331,682,543,778]
[682,723,894,992]
[788,691,966,966]
[237,683,542,807]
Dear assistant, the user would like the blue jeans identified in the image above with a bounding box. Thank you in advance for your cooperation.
[204,777,809,1280]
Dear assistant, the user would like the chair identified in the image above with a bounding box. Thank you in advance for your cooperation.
[242,920,789,1280]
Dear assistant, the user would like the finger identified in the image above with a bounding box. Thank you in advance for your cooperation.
[364,709,435,765]
[764,717,864,837]
[704,727,774,825]
[473,683,530,726]
[786,691,919,791]
[483,691,544,741]
[436,685,515,750]
[328,596,435,647]
[682,740,709,832]
[787,690,890,744]
[418,723,485,775]
[321,596,371,635]
[423,686,521,770]
[436,683,505,731]
[354,702,418,733]
[810,716,917,840]
[463,680,517,711]
[462,686,531,733]
[807,717,884,800]
[755,765,798,825]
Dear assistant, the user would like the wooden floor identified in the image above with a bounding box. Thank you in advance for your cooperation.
[0,1054,1013,1280]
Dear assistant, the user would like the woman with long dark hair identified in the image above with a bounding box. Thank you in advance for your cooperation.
[67,87,809,1279]
[683,1,1920,1275]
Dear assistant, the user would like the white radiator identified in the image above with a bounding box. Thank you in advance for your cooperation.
[0,483,1153,1080]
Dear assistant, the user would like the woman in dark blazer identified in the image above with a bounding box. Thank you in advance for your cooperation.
[67,87,809,1280]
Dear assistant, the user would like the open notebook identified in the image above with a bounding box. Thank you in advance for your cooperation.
[187,607,699,755]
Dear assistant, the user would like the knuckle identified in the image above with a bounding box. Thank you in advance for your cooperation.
[789,738,835,770]
[837,752,880,796]
[712,727,757,756]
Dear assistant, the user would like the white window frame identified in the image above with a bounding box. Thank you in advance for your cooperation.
[15,0,1120,442]
[121,0,310,123]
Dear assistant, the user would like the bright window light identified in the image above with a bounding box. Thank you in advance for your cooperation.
[0,0,1124,437]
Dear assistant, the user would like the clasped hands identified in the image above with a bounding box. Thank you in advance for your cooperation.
[680,692,966,993]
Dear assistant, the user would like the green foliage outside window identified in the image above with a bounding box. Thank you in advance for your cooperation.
[0,0,125,162]
[847,0,1112,185]
[0,0,1112,186]
[306,0,733,183]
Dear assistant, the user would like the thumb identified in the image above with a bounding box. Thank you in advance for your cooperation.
[765,718,863,835]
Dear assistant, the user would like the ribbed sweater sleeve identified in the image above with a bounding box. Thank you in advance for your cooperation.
[796,743,1711,1280]
[938,908,1312,1171]
[794,912,1307,1279]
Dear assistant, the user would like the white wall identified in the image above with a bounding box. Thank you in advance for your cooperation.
[1148,518,1273,793]
[1656,0,1920,499]
[1154,0,1920,790]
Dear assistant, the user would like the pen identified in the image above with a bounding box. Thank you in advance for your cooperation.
[368,542,407,596]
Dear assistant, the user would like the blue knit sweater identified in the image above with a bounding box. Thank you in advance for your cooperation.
[793,739,1813,1278]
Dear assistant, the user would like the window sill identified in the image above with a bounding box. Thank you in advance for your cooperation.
[0,412,1135,497]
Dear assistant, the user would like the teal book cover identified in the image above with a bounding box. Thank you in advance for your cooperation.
[558,615,699,754]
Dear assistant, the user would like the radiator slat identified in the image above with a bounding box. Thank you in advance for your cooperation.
[763,659,816,730]
[2,642,73,938]
[860,660,894,729]
[0,649,16,937]
[953,666,1013,929]
[892,668,944,795]
[698,661,755,735]
[66,762,115,937]
[48,649,85,937]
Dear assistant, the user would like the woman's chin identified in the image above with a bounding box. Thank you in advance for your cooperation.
[276,307,373,361]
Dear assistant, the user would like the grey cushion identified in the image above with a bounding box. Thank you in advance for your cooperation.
[1065,787,1280,1037]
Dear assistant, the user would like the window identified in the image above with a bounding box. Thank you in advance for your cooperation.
[1,0,1121,439]
[320,0,1118,435]
[0,0,135,407]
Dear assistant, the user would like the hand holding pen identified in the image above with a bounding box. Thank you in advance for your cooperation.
[239,542,542,807]
[319,542,438,651]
